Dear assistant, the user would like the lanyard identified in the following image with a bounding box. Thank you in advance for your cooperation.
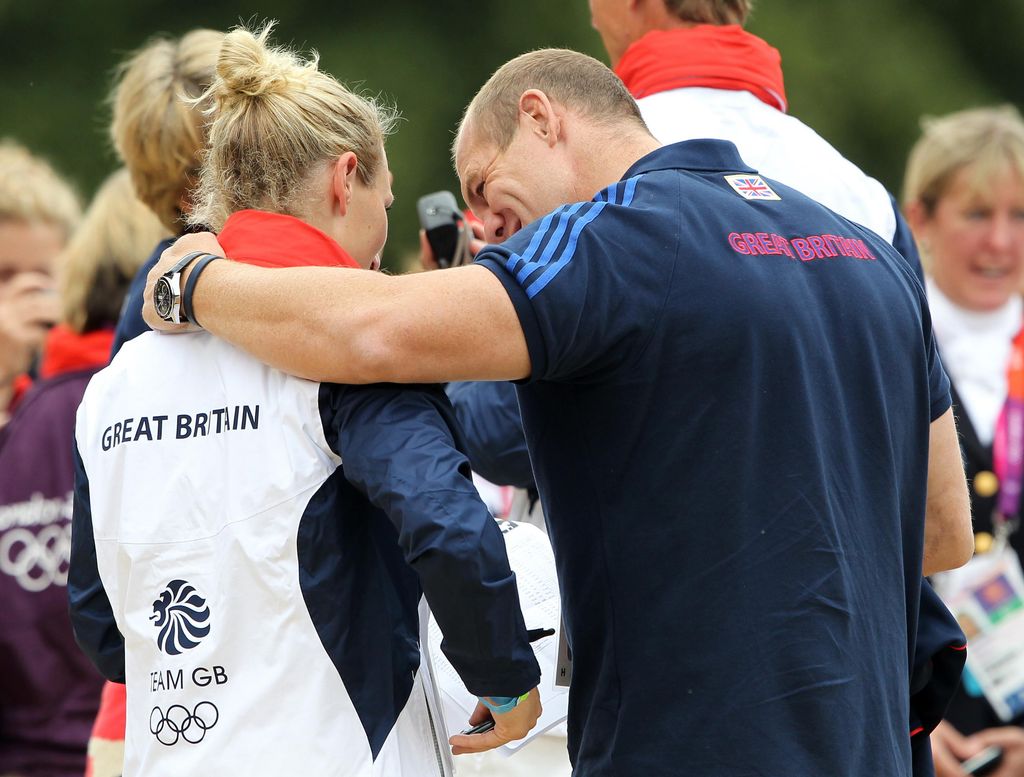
[993,327,1024,536]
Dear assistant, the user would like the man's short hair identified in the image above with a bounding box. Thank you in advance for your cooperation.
[664,0,753,25]
[458,48,645,156]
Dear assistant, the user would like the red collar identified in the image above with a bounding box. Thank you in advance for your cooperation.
[39,325,114,379]
[218,210,361,269]
[615,25,787,112]
[9,373,32,412]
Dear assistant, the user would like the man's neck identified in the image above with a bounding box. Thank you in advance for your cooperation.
[577,131,661,200]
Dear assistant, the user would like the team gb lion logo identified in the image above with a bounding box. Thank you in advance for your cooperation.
[150,579,211,655]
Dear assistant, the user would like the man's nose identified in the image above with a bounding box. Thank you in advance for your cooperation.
[485,214,508,244]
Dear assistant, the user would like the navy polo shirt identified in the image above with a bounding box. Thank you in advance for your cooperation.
[476,140,950,777]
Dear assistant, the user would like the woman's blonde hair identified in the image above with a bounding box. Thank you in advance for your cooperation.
[0,139,80,239]
[60,169,169,333]
[110,29,224,233]
[190,22,398,231]
[903,105,1024,214]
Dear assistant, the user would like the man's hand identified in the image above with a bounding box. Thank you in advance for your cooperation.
[967,726,1024,776]
[142,232,226,332]
[448,688,541,755]
[0,270,59,378]
[418,219,486,271]
[932,721,984,777]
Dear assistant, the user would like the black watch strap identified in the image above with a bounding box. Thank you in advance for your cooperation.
[166,250,207,278]
[181,253,222,328]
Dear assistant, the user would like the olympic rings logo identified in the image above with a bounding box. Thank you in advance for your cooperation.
[149,701,219,746]
[0,524,70,592]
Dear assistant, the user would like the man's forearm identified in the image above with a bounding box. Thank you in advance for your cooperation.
[189,260,392,383]
[175,249,530,384]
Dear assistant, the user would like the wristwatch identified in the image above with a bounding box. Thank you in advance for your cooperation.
[154,252,206,324]
[154,251,222,324]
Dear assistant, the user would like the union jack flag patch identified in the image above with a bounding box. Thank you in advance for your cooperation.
[724,174,781,201]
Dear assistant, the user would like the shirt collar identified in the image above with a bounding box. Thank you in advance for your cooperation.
[621,139,756,181]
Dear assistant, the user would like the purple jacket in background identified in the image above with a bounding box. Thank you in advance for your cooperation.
[0,368,105,777]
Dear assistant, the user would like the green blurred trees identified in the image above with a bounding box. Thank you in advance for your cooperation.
[0,0,1019,267]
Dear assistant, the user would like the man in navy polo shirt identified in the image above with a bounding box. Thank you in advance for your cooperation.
[143,49,973,775]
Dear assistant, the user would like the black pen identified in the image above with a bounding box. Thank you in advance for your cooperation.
[460,627,555,735]
[527,627,555,642]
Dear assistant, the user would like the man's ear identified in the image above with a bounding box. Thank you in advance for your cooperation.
[332,152,360,217]
[519,89,561,148]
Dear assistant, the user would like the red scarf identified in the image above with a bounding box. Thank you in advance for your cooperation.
[218,210,361,269]
[39,325,115,379]
[615,25,787,112]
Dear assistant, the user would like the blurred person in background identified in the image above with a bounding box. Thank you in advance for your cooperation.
[905,106,1024,777]
[0,141,79,430]
[0,168,165,777]
[70,25,539,777]
[108,27,224,354]
[587,0,922,270]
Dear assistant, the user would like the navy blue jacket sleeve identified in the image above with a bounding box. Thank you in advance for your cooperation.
[68,442,125,683]
[910,581,966,739]
[445,381,535,489]
[322,382,541,696]
[110,238,172,358]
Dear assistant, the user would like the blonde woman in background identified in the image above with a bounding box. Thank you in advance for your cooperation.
[0,169,165,777]
[108,28,223,353]
[70,24,539,777]
[905,106,1024,777]
[0,141,79,430]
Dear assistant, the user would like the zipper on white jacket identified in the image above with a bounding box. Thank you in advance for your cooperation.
[424,699,446,777]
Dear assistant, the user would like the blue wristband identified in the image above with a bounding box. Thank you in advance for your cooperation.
[478,693,530,714]
[182,253,221,328]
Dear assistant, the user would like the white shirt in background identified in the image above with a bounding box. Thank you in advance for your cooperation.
[927,277,1022,446]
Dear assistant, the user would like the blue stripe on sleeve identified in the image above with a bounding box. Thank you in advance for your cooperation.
[621,175,641,208]
[514,202,588,285]
[525,201,608,299]
[504,207,562,275]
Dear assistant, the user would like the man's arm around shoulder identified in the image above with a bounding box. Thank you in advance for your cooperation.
[142,233,530,385]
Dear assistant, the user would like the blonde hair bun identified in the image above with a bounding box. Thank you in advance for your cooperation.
[191,21,397,230]
[215,24,308,104]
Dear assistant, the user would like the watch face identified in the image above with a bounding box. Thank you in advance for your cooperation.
[154,278,174,320]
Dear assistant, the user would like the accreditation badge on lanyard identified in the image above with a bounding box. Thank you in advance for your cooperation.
[935,327,1024,722]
